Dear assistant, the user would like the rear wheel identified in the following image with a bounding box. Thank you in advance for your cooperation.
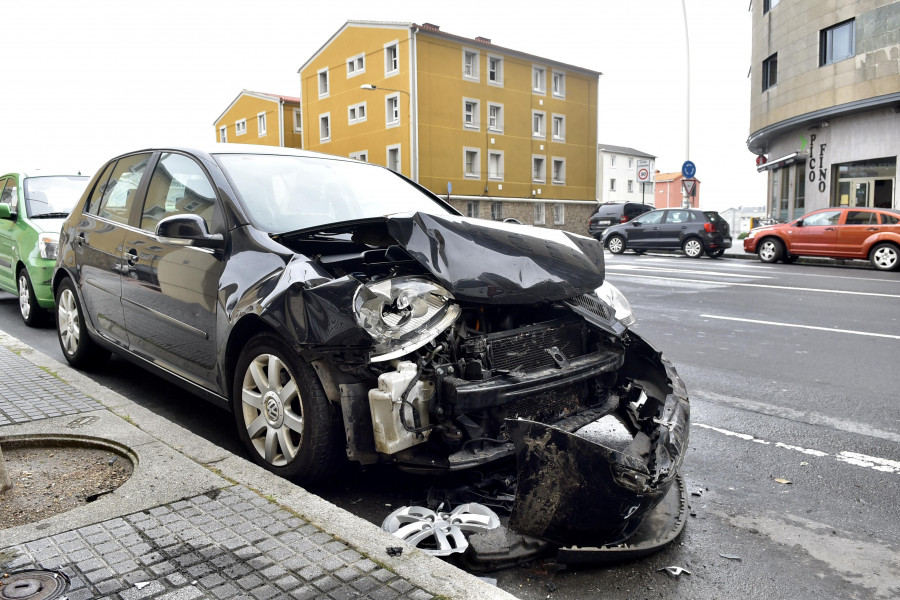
[683,238,703,258]
[757,238,783,263]
[55,278,110,368]
[607,235,626,255]
[232,333,343,483]
[706,248,725,258]
[17,268,46,327]
[870,243,899,271]
[632,249,646,255]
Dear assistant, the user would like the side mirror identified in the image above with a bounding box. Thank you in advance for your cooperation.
[795,219,804,227]
[156,214,224,249]
[0,203,12,219]
[631,221,641,227]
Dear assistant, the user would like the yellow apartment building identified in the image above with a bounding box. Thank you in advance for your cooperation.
[298,21,600,234]
[213,90,303,148]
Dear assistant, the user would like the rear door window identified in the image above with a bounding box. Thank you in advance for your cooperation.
[845,210,876,225]
[93,153,152,225]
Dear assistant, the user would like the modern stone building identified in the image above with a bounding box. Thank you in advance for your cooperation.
[747,0,900,221]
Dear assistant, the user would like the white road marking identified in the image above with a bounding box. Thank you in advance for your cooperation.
[700,314,900,340]
[610,273,900,298]
[694,423,900,475]
[606,264,773,279]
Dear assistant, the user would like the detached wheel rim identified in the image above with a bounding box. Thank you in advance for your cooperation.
[873,245,898,269]
[759,241,777,262]
[241,353,303,467]
[18,274,32,320]
[57,288,81,356]
[684,239,702,258]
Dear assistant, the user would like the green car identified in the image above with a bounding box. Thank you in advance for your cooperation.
[0,172,89,325]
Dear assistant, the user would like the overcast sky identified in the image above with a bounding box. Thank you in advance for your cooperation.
[0,0,764,212]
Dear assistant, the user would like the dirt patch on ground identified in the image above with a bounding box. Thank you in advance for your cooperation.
[0,445,133,529]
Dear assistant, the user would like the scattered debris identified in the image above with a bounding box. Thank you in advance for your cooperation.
[386,547,403,557]
[773,478,792,485]
[135,582,151,589]
[800,461,809,466]
[719,553,742,561]
[382,503,500,556]
[546,581,558,592]
[477,576,498,586]
[658,566,692,579]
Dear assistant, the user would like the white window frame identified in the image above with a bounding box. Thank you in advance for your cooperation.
[293,109,302,133]
[257,112,267,137]
[532,66,546,94]
[532,110,546,139]
[534,203,545,225]
[346,53,366,77]
[463,48,480,81]
[319,113,331,143]
[551,70,566,98]
[487,55,503,86]
[219,126,227,143]
[463,147,481,179]
[487,150,504,181]
[552,114,565,141]
[488,103,504,133]
[318,68,329,98]
[628,158,633,168]
[553,203,565,225]
[386,93,400,128]
[235,119,246,136]
[386,144,401,172]
[490,201,503,221]
[552,157,566,185]
[348,102,367,125]
[463,98,480,129]
[384,41,399,76]
[532,155,546,183]
[349,151,368,162]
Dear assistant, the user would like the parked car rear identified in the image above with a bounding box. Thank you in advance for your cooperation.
[743,206,900,270]
[601,208,732,258]
[588,202,653,240]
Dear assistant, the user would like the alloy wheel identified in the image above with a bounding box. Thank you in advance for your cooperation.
[240,353,304,467]
[683,239,703,258]
[872,245,898,270]
[18,273,32,321]
[57,288,81,356]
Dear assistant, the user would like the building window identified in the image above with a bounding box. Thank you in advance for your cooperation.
[763,0,780,13]
[610,155,616,166]
[467,201,480,218]
[385,42,399,75]
[488,103,503,132]
[488,55,503,85]
[219,126,227,143]
[257,112,267,137]
[346,53,365,77]
[349,151,368,162]
[348,102,367,125]
[821,19,855,66]
[488,150,503,180]
[464,148,481,178]
[532,156,546,183]
[235,119,246,136]
[491,201,503,220]
[795,164,805,211]
[532,66,546,94]
[386,94,400,127]
[319,114,330,143]
[628,158,633,168]
[534,203,545,225]
[387,145,401,172]
[532,111,546,138]
[552,114,565,141]
[552,158,565,184]
[293,109,302,133]
[552,71,566,98]
[610,178,616,191]
[463,49,479,80]
[762,53,777,91]
[627,180,634,193]
[554,203,565,225]
[463,99,480,129]
[318,68,329,97]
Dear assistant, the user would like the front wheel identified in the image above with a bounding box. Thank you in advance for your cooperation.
[683,238,704,258]
[757,238,783,263]
[870,243,899,271]
[607,235,626,254]
[55,278,110,368]
[232,333,343,483]
[18,268,47,327]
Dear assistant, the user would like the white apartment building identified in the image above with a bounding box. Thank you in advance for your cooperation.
[597,144,656,205]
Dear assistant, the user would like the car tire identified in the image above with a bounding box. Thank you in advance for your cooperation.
[232,333,343,484]
[869,243,899,271]
[706,248,725,258]
[633,249,646,255]
[607,235,626,254]
[18,268,47,327]
[757,238,783,263]
[683,238,704,258]
[783,254,799,264]
[55,277,110,368]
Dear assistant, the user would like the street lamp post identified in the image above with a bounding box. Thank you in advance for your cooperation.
[681,0,691,208]
[360,84,416,181]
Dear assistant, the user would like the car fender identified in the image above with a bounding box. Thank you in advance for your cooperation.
[862,231,900,254]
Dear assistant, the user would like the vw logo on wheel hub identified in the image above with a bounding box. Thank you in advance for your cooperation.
[263,392,284,427]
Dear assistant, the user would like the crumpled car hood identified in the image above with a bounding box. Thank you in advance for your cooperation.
[385,212,606,304]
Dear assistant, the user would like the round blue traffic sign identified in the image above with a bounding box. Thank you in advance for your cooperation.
[682,161,696,179]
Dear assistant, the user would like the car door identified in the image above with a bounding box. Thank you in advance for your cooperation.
[75,153,153,348]
[833,210,878,258]
[657,209,692,249]
[0,176,16,292]
[624,210,664,249]
[121,152,224,387]
[786,209,841,256]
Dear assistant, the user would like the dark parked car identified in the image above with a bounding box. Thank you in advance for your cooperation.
[587,201,653,240]
[601,207,732,258]
[53,145,689,553]
[743,206,900,271]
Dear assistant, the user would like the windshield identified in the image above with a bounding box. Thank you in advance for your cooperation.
[214,153,454,233]
[23,176,89,217]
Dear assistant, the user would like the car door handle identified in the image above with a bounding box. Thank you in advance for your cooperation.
[825,227,836,231]
[124,249,139,265]
[868,227,879,231]
[74,232,86,247]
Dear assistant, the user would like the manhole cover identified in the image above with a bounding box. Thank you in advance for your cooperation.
[0,570,69,600]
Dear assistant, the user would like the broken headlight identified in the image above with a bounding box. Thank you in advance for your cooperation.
[595,281,636,328]
[353,276,461,362]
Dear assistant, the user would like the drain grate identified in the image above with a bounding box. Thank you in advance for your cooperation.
[0,570,69,600]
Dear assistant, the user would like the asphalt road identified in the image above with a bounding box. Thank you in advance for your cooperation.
[1,252,898,599]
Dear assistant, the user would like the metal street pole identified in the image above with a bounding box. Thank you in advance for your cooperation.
[681,0,691,208]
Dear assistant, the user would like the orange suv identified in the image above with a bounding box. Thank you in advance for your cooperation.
[743,207,900,271]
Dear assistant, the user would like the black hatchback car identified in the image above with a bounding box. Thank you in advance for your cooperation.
[53,145,690,550]
[601,207,732,258]
[587,201,653,240]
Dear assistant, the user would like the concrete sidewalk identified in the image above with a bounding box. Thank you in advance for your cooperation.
[0,330,517,600]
